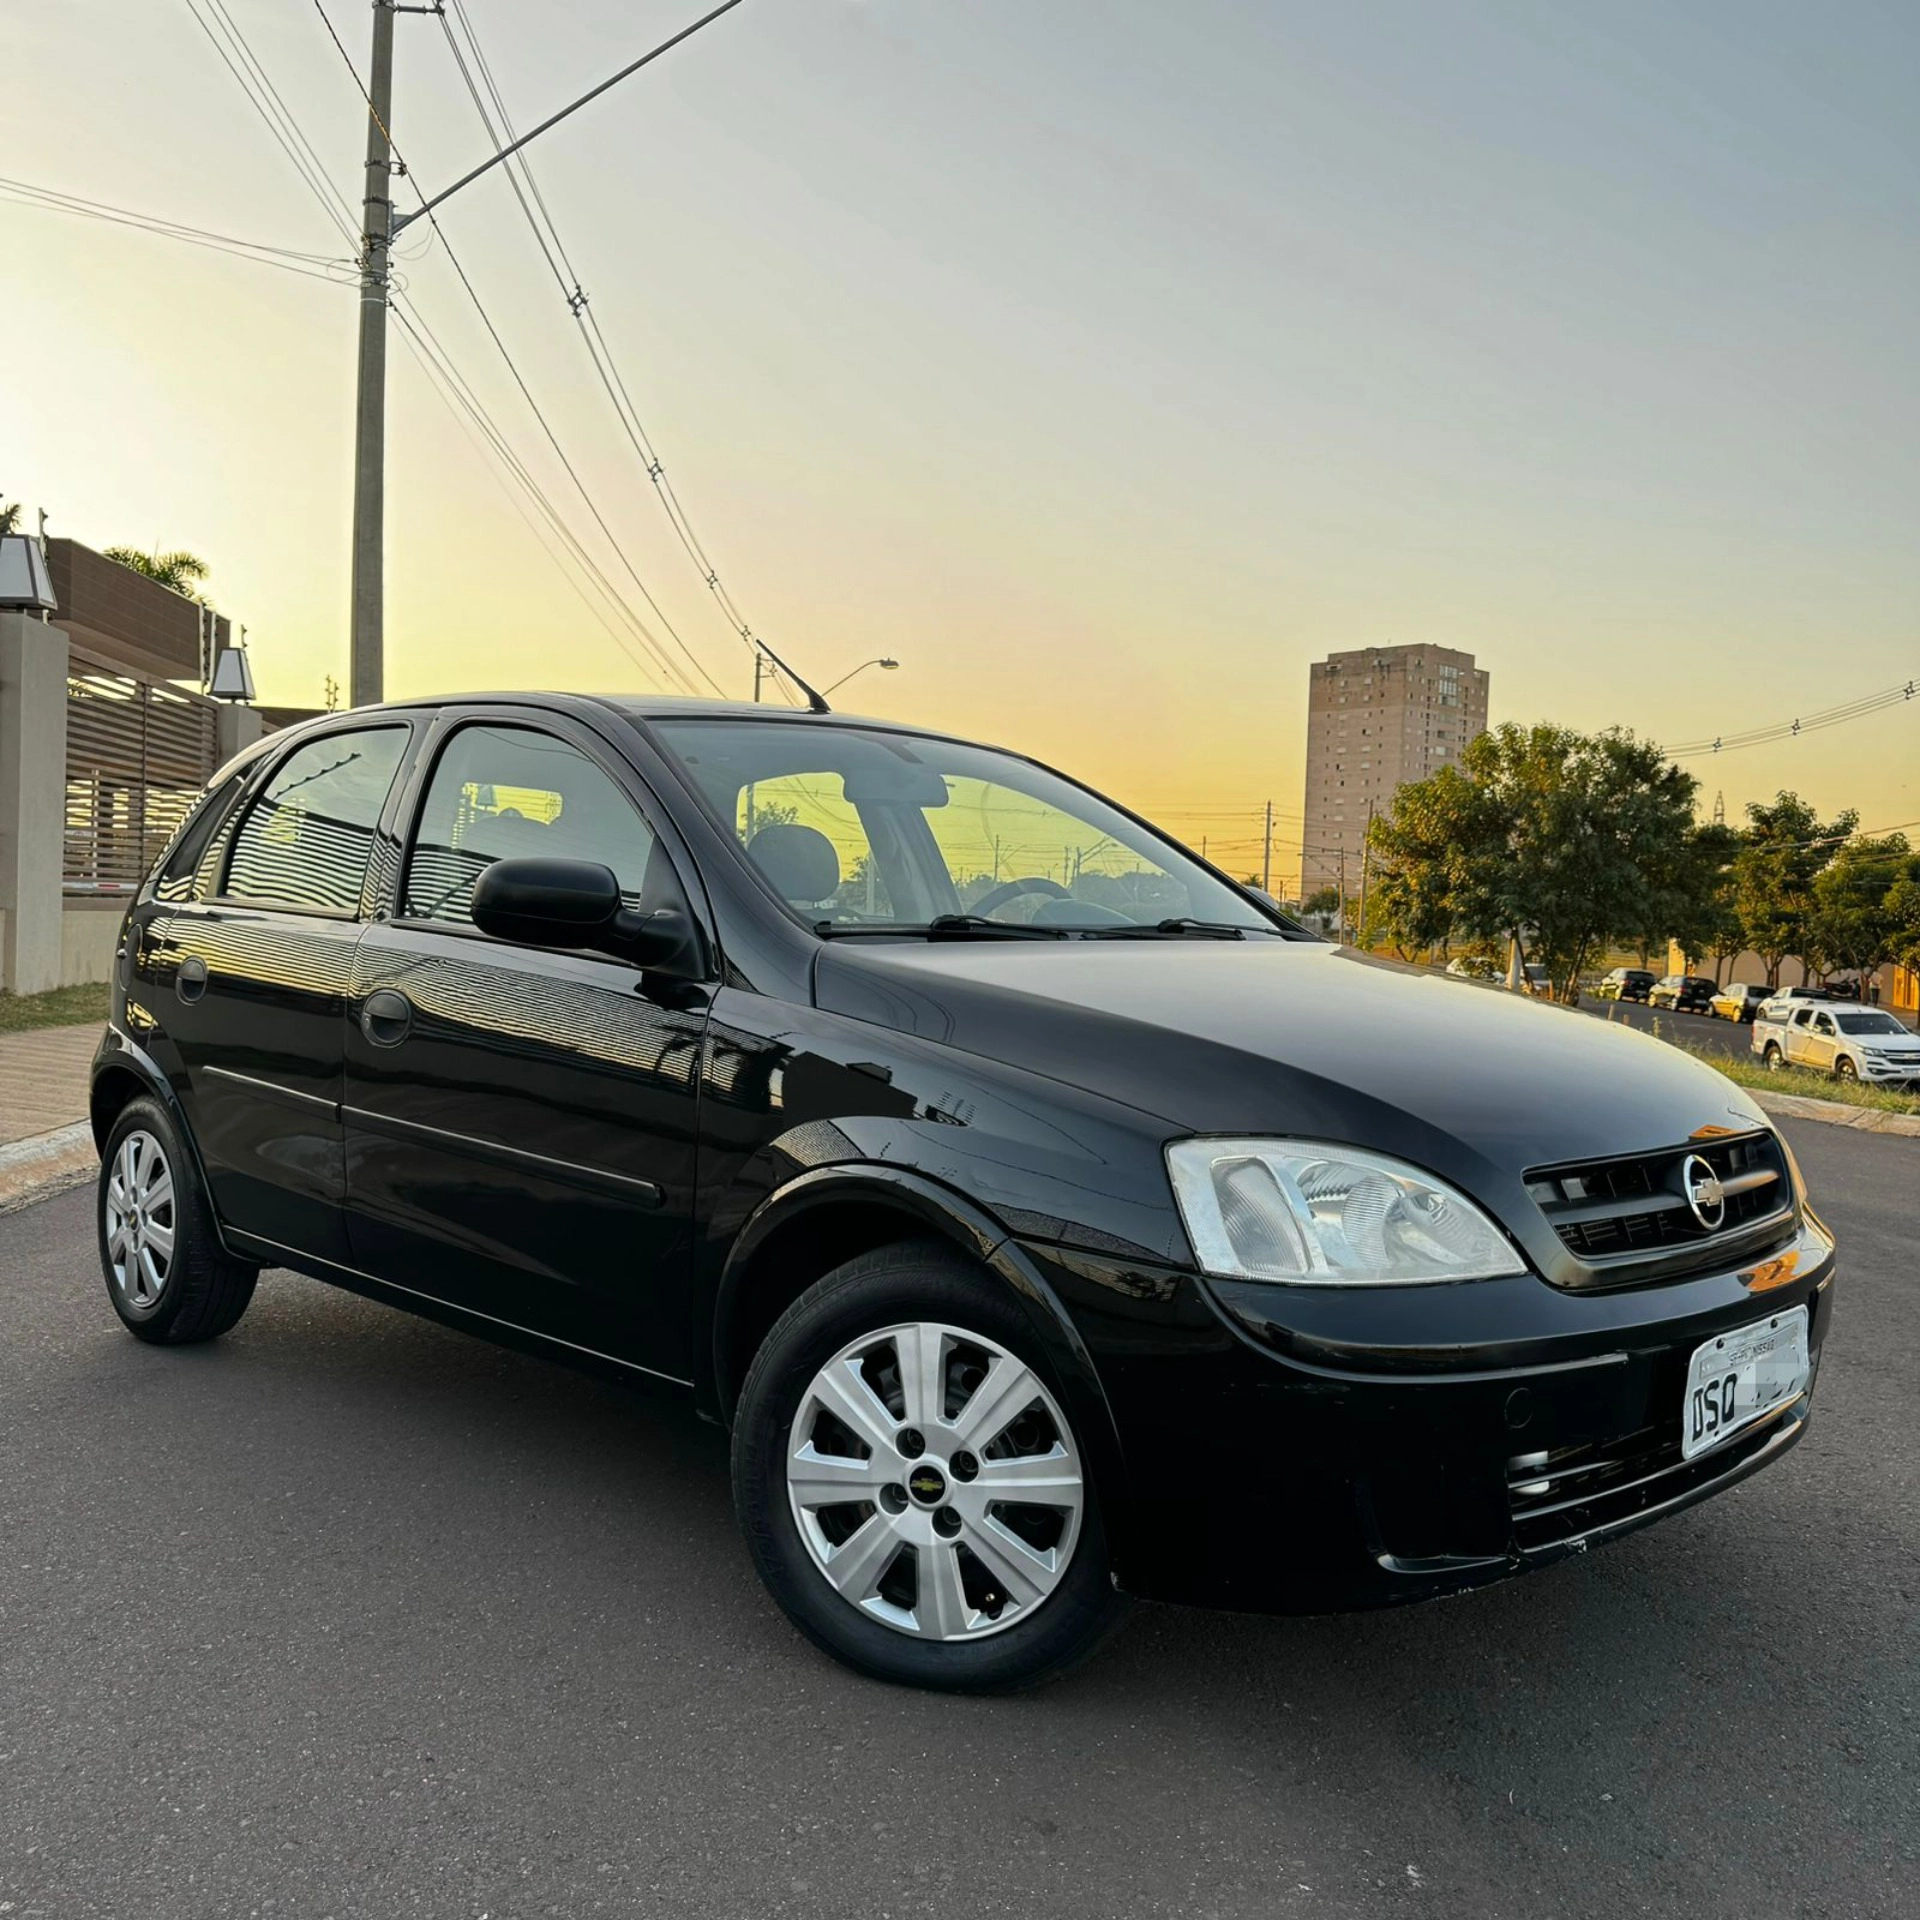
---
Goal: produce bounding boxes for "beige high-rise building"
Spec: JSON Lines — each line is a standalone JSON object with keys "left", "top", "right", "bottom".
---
{"left": 1299, "top": 645, "right": 1490, "bottom": 898}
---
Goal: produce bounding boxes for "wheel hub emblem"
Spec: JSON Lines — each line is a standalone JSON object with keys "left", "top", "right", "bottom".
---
{"left": 908, "top": 1465, "right": 947, "bottom": 1506}
{"left": 1682, "top": 1153, "right": 1726, "bottom": 1231}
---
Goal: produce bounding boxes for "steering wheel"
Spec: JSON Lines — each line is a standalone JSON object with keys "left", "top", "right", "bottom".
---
{"left": 968, "top": 876, "right": 1071, "bottom": 917}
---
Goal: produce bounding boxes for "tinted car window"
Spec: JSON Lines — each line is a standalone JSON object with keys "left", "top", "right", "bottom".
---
{"left": 224, "top": 727, "right": 408, "bottom": 913}
{"left": 403, "top": 724, "right": 657, "bottom": 925}
{"left": 153, "top": 770, "right": 247, "bottom": 903}
{"left": 1811, "top": 1013, "right": 1835, "bottom": 1034}
{"left": 1836, "top": 1013, "right": 1905, "bottom": 1035}
{"left": 653, "top": 718, "right": 1284, "bottom": 932}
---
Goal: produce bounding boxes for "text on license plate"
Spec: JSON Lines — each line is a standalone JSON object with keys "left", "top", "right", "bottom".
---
{"left": 1682, "top": 1306, "right": 1811, "bottom": 1461}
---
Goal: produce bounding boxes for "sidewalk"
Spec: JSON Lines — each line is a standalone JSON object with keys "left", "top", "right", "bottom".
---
{"left": 0, "top": 1023, "right": 100, "bottom": 1208}
{"left": 0, "top": 1023, "right": 98, "bottom": 1145}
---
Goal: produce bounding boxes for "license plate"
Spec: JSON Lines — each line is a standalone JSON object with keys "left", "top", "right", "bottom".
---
{"left": 1682, "top": 1307, "right": 1811, "bottom": 1461}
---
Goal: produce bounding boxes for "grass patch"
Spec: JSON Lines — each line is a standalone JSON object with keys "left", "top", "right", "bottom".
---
{"left": 1675, "top": 1039, "right": 1920, "bottom": 1117}
{"left": 0, "top": 981, "right": 110, "bottom": 1035}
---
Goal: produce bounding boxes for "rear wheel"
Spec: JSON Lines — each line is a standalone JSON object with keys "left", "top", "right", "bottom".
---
{"left": 732, "top": 1241, "right": 1125, "bottom": 1691}
{"left": 1763, "top": 1042, "right": 1785, "bottom": 1070}
{"left": 97, "top": 1097, "right": 257, "bottom": 1344}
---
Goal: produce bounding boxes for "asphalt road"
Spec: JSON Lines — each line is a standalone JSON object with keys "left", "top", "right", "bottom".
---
{"left": 2, "top": 1124, "right": 1913, "bottom": 1920}
{"left": 1570, "top": 995, "right": 1916, "bottom": 1063}
{"left": 1574, "top": 996, "right": 1759, "bottom": 1059}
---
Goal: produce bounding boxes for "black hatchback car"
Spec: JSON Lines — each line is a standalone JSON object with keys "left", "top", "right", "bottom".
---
{"left": 90, "top": 697, "right": 1835, "bottom": 1690}
{"left": 1649, "top": 974, "right": 1719, "bottom": 1013}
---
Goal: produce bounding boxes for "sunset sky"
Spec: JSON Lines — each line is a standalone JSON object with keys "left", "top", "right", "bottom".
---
{"left": 5, "top": 0, "right": 1916, "bottom": 886}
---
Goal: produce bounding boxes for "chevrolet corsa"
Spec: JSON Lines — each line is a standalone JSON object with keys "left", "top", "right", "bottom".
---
{"left": 90, "top": 697, "right": 1835, "bottom": 1690}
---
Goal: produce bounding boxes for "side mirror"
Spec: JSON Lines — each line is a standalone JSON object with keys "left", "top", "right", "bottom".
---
{"left": 470, "top": 857, "right": 704, "bottom": 977}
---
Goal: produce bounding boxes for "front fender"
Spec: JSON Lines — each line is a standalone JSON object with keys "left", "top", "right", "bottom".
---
{"left": 707, "top": 1159, "right": 1141, "bottom": 1585}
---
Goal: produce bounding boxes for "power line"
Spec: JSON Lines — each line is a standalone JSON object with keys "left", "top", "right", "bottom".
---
{"left": 0, "top": 175, "right": 350, "bottom": 281}
{"left": 182, "top": 0, "right": 360, "bottom": 247}
{"left": 436, "top": 0, "right": 790, "bottom": 700}
{"left": 1666, "top": 676, "right": 1918, "bottom": 757}
{"left": 299, "top": 0, "right": 728, "bottom": 698}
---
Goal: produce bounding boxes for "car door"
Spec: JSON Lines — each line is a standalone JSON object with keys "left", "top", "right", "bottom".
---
{"left": 341, "top": 713, "right": 711, "bottom": 1379}
{"left": 1802, "top": 1010, "right": 1839, "bottom": 1072}
{"left": 131, "top": 720, "right": 417, "bottom": 1262}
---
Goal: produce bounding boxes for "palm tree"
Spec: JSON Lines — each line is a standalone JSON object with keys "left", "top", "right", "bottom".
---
{"left": 0, "top": 501, "right": 21, "bottom": 535}
{"left": 102, "top": 546, "right": 210, "bottom": 599}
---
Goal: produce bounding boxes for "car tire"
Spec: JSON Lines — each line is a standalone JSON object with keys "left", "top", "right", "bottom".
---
{"left": 1835, "top": 1058, "right": 1858, "bottom": 1082}
{"left": 97, "top": 1097, "right": 258, "bottom": 1345}
{"left": 1763, "top": 1043, "right": 1785, "bottom": 1070}
{"left": 732, "top": 1239, "right": 1126, "bottom": 1692}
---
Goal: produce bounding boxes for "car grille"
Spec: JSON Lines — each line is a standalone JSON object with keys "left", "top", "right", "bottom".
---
{"left": 1525, "top": 1130, "right": 1791, "bottom": 1265}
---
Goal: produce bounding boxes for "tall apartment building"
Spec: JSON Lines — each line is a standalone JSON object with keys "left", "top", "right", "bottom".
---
{"left": 1299, "top": 644, "right": 1490, "bottom": 897}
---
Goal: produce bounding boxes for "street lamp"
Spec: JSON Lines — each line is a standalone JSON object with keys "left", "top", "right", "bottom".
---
{"left": 822, "top": 657, "right": 901, "bottom": 696}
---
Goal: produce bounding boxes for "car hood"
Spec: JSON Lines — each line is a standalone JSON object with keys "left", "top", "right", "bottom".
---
{"left": 815, "top": 938, "right": 1771, "bottom": 1181}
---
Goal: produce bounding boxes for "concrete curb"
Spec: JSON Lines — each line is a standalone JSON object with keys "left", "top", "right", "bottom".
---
{"left": 1748, "top": 1089, "right": 1920, "bottom": 1139}
{"left": 0, "top": 1121, "right": 98, "bottom": 1212}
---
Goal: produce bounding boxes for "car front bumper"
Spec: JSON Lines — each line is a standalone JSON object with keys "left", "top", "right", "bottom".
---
{"left": 1021, "top": 1215, "right": 1835, "bottom": 1613}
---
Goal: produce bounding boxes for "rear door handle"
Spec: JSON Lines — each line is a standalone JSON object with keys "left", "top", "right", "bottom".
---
{"left": 360, "top": 988, "right": 413, "bottom": 1048}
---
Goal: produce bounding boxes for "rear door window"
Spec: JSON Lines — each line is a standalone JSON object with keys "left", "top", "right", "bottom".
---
{"left": 224, "top": 727, "right": 410, "bottom": 914}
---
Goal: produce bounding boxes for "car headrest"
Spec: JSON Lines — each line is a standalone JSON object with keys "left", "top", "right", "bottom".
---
{"left": 747, "top": 822, "right": 840, "bottom": 907}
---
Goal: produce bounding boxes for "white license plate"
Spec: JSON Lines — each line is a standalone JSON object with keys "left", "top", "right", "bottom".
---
{"left": 1681, "top": 1307, "right": 1810, "bottom": 1460}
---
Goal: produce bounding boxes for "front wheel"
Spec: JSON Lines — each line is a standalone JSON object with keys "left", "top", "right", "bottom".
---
{"left": 1835, "top": 1057, "right": 1858, "bottom": 1082}
{"left": 97, "top": 1097, "right": 258, "bottom": 1344}
{"left": 732, "top": 1241, "right": 1125, "bottom": 1691}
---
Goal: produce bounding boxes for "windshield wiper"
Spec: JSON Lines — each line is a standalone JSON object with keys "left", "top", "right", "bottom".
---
{"left": 1082, "top": 918, "right": 1251, "bottom": 940}
{"left": 923, "top": 914, "right": 1069, "bottom": 939}
{"left": 809, "top": 915, "right": 1069, "bottom": 940}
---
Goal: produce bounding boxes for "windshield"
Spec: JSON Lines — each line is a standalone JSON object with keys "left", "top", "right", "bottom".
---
{"left": 649, "top": 718, "right": 1288, "bottom": 936}
{"left": 1836, "top": 1013, "right": 1907, "bottom": 1035}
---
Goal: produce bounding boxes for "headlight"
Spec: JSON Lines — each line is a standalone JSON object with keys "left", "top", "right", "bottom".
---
{"left": 1165, "top": 1139, "right": 1527, "bottom": 1286}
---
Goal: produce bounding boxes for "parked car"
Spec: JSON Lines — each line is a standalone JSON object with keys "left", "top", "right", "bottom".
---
{"left": 1595, "top": 968, "right": 1656, "bottom": 1003}
{"left": 1444, "top": 955, "right": 1503, "bottom": 981}
{"left": 1708, "top": 983, "right": 1771, "bottom": 1023}
{"left": 1753, "top": 1001, "right": 1920, "bottom": 1085}
{"left": 90, "top": 696, "right": 1836, "bottom": 1691}
{"left": 1519, "top": 963, "right": 1555, "bottom": 997}
{"left": 1648, "top": 974, "right": 1717, "bottom": 1013}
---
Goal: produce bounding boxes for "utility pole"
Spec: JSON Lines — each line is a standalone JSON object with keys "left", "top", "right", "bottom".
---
{"left": 1357, "top": 799, "right": 1375, "bottom": 947}
{"left": 1336, "top": 846, "right": 1347, "bottom": 945}
{"left": 752, "top": 652, "right": 764, "bottom": 703}
{"left": 341, "top": 0, "right": 748, "bottom": 710}
{"left": 348, "top": 0, "right": 396, "bottom": 709}
{"left": 1261, "top": 800, "right": 1273, "bottom": 894}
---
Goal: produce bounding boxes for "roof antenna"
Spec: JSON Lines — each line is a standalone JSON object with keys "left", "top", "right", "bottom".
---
{"left": 753, "top": 637, "right": 832, "bottom": 714}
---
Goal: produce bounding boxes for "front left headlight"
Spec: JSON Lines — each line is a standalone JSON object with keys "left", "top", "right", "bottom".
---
{"left": 1165, "top": 1139, "right": 1527, "bottom": 1286}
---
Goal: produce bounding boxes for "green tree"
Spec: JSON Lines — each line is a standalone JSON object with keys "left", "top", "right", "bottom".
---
{"left": 1363, "top": 766, "right": 1484, "bottom": 960}
{"left": 1368, "top": 723, "right": 1699, "bottom": 1000}
{"left": 1658, "top": 821, "right": 1743, "bottom": 975}
{"left": 1731, "top": 793, "right": 1858, "bottom": 988}
{"left": 0, "top": 500, "right": 21, "bottom": 535}
{"left": 1885, "top": 872, "right": 1920, "bottom": 975}
{"left": 1807, "top": 836, "right": 1914, "bottom": 995}
{"left": 102, "top": 546, "right": 210, "bottom": 599}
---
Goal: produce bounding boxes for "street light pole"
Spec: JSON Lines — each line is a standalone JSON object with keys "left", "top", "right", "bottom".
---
{"left": 821, "top": 657, "right": 900, "bottom": 696}
{"left": 348, "top": 0, "right": 395, "bottom": 709}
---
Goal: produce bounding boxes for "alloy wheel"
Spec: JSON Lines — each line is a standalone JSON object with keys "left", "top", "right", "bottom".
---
{"left": 103, "top": 1129, "right": 177, "bottom": 1311}
{"left": 785, "top": 1321, "right": 1085, "bottom": 1642}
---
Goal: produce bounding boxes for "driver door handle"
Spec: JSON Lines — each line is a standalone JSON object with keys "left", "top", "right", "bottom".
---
{"left": 360, "top": 988, "right": 413, "bottom": 1048}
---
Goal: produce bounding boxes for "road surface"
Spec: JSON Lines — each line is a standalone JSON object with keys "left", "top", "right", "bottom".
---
{"left": 1, "top": 1122, "right": 1912, "bottom": 1918}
